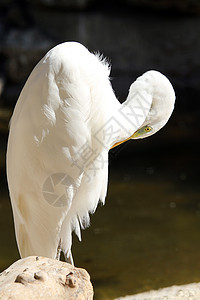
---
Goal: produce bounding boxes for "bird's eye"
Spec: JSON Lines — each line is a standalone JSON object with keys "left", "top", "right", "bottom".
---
{"left": 145, "top": 126, "right": 152, "bottom": 132}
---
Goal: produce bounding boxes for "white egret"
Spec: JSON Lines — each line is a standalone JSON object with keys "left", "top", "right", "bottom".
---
{"left": 7, "top": 42, "right": 175, "bottom": 264}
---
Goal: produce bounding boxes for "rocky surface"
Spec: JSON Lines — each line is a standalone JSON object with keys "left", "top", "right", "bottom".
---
{"left": 0, "top": 256, "right": 93, "bottom": 299}
{"left": 116, "top": 283, "right": 200, "bottom": 300}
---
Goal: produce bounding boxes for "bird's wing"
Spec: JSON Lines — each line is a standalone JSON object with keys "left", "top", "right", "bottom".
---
{"left": 7, "top": 42, "right": 114, "bottom": 258}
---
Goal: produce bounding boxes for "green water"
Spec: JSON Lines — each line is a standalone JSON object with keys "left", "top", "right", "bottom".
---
{"left": 73, "top": 170, "right": 200, "bottom": 299}
{"left": 0, "top": 131, "right": 200, "bottom": 299}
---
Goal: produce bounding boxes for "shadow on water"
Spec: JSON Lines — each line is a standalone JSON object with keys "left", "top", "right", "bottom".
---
{"left": 0, "top": 111, "right": 200, "bottom": 299}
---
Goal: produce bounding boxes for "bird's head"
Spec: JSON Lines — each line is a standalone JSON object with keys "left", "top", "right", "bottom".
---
{"left": 130, "top": 70, "right": 175, "bottom": 139}
{"left": 111, "top": 70, "right": 175, "bottom": 148}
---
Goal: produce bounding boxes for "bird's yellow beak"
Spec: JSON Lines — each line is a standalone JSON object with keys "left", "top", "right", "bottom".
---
{"left": 110, "top": 131, "right": 139, "bottom": 149}
{"left": 110, "top": 140, "right": 125, "bottom": 149}
{"left": 110, "top": 125, "right": 153, "bottom": 149}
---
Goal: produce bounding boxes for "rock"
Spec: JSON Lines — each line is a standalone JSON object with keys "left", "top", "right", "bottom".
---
{"left": 116, "top": 282, "right": 200, "bottom": 300}
{"left": 0, "top": 256, "right": 93, "bottom": 299}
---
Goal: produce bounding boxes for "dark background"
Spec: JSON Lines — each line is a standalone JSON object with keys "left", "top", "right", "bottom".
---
{"left": 0, "top": 1, "right": 200, "bottom": 298}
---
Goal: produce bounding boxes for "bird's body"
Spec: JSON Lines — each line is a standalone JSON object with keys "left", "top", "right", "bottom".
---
{"left": 7, "top": 42, "right": 175, "bottom": 262}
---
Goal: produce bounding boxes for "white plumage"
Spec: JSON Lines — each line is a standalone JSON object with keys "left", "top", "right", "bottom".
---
{"left": 7, "top": 42, "right": 175, "bottom": 263}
